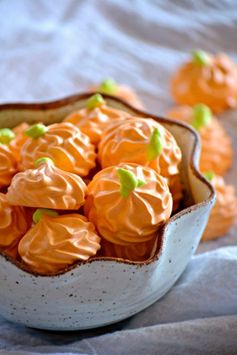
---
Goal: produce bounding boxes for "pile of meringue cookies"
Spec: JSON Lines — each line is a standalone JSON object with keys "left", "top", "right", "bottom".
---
{"left": 0, "top": 50, "right": 237, "bottom": 275}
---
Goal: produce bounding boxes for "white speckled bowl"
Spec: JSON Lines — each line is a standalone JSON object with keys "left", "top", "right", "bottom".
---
{"left": 0, "top": 94, "right": 215, "bottom": 330}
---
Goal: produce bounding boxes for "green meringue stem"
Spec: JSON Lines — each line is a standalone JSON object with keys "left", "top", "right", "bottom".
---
{"left": 117, "top": 168, "right": 145, "bottom": 198}
{"left": 147, "top": 128, "right": 163, "bottom": 161}
{"left": 98, "top": 78, "right": 118, "bottom": 95}
{"left": 203, "top": 171, "right": 215, "bottom": 182}
{"left": 86, "top": 93, "right": 105, "bottom": 110}
{"left": 0, "top": 128, "right": 15, "bottom": 144}
{"left": 34, "top": 157, "right": 54, "bottom": 168}
{"left": 25, "top": 123, "right": 48, "bottom": 139}
{"left": 191, "top": 104, "right": 212, "bottom": 131}
{"left": 33, "top": 208, "right": 59, "bottom": 224}
{"left": 192, "top": 50, "right": 210, "bottom": 66}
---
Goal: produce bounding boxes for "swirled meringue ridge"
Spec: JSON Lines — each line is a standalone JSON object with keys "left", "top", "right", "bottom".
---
{"left": 20, "top": 122, "right": 96, "bottom": 176}
{"left": 0, "top": 193, "right": 29, "bottom": 254}
{"left": 98, "top": 117, "right": 182, "bottom": 179}
{"left": 84, "top": 163, "right": 173, "bottom": 245}
{"left": 7, "top": 159, "right": 87, "bottom": 209}
{"left": 64, "top": 103, "right": 130, "bottom": 144}
{"left": 0, "top": 145, "right": 18, "bottom": 188}
{"left": 18, "top": 214, "right": 101, "bottom": 274}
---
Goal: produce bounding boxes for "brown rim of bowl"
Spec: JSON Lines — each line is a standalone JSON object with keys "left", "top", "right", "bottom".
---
{"left": 0, "top": 92, "right": 215, "bottom": 277}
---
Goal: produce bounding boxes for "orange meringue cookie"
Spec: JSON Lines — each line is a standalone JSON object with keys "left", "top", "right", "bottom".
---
{"left": 19, "top": 122, "right": 96, "bottom": 176}
{"left": 98, "top": 117, "right": 182, "bottom": 180}
{"left": 90, "top": 78, "right": 144, "bottom": 110}
{"left": 0, "top": 193, "right": 29, "bottom": 255}
{"left": 171, "top": 51, "right": 237, "bottom": 113}
{"left": 0, "top": 144, "right": 18, "bottom": 189}
{"left": 7, "top": 158, "right": 87, "bottom": 210}
{"left": 202, "top": 174, "right": 237, "bottom": 241}
{"left": 64, "top": 95, "right": 130, "bottom": 144}
{"left": 84, "top": 164, "right": 172, "bottom": 245}
{"left": 9, "top": 122, "right": 30, "bottom": 161}
{"left": 18, "top": 211, "right": 101, "bottom": 274}
{"left": 167, "top": 104, "right": 233, "bottom": 176}
{"left": 100, "top": 237, "right": 158, "bottom": 262}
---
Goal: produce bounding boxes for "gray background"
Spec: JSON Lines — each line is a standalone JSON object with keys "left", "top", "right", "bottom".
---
{"left": 0, "top": 0, "right": 237, "bottom": 354}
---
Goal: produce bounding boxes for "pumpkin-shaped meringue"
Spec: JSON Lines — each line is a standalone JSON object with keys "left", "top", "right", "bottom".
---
{"left": 64, "top": 94, "right": 130, "bottom": 144}
{"left": 98, "top": 117, "right": 182, "bottom": 180}
{"left": 90, "top": 78, "right": 144, "bottom": 110}
{"left": 18, "top": 209, "right": 101, "bottom": 274}
{"left": 0, "top": 129, "right": 18, "bottom": 188}
{"left": 84, "top": 164, "right": 172, "bottom": 245}
{"left": 9, "top": 122, "right": 30, "bottom": 161}
{"left": 19, "top": 122, "right": 96, "bottom": 176}
{"left": 100, "top": 237, "right": 158, "bottom": 262}
{"left": 7, "top": 157, "right": 87, "bottom": 210}
{"left": 171, "top": 51, "right": 237, "bottom": 113}
{"left": 167, "top": 104, "right": 233, "bottom": 176}
{"left": 0, "top": 193, "right": 29, "bottom": 257}
{"left": 202, "top": 173, "right": 237, "bottom": 241}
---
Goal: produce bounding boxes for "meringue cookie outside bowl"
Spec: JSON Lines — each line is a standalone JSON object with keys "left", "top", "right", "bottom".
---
{"left": 0, "top": 93, "right": 215, "bottom": 331}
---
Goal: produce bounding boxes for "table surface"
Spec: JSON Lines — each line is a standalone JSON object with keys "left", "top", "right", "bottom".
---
{"left": 0, "top": 0, "right": 237, "bottom": 354}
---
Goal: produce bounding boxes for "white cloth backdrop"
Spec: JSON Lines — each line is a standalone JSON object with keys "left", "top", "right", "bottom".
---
{"left": 0, "top": 0, "right": 237, "bottom": 354}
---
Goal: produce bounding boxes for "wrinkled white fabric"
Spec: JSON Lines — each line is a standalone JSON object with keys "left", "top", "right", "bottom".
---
{"left": 0, "top": 0, "right": 237, "bottom": 354}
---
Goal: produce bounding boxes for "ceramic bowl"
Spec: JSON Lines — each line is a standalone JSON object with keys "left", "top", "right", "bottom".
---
{"left": 0, "top": 94, "right": 215, "bottom": 330}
